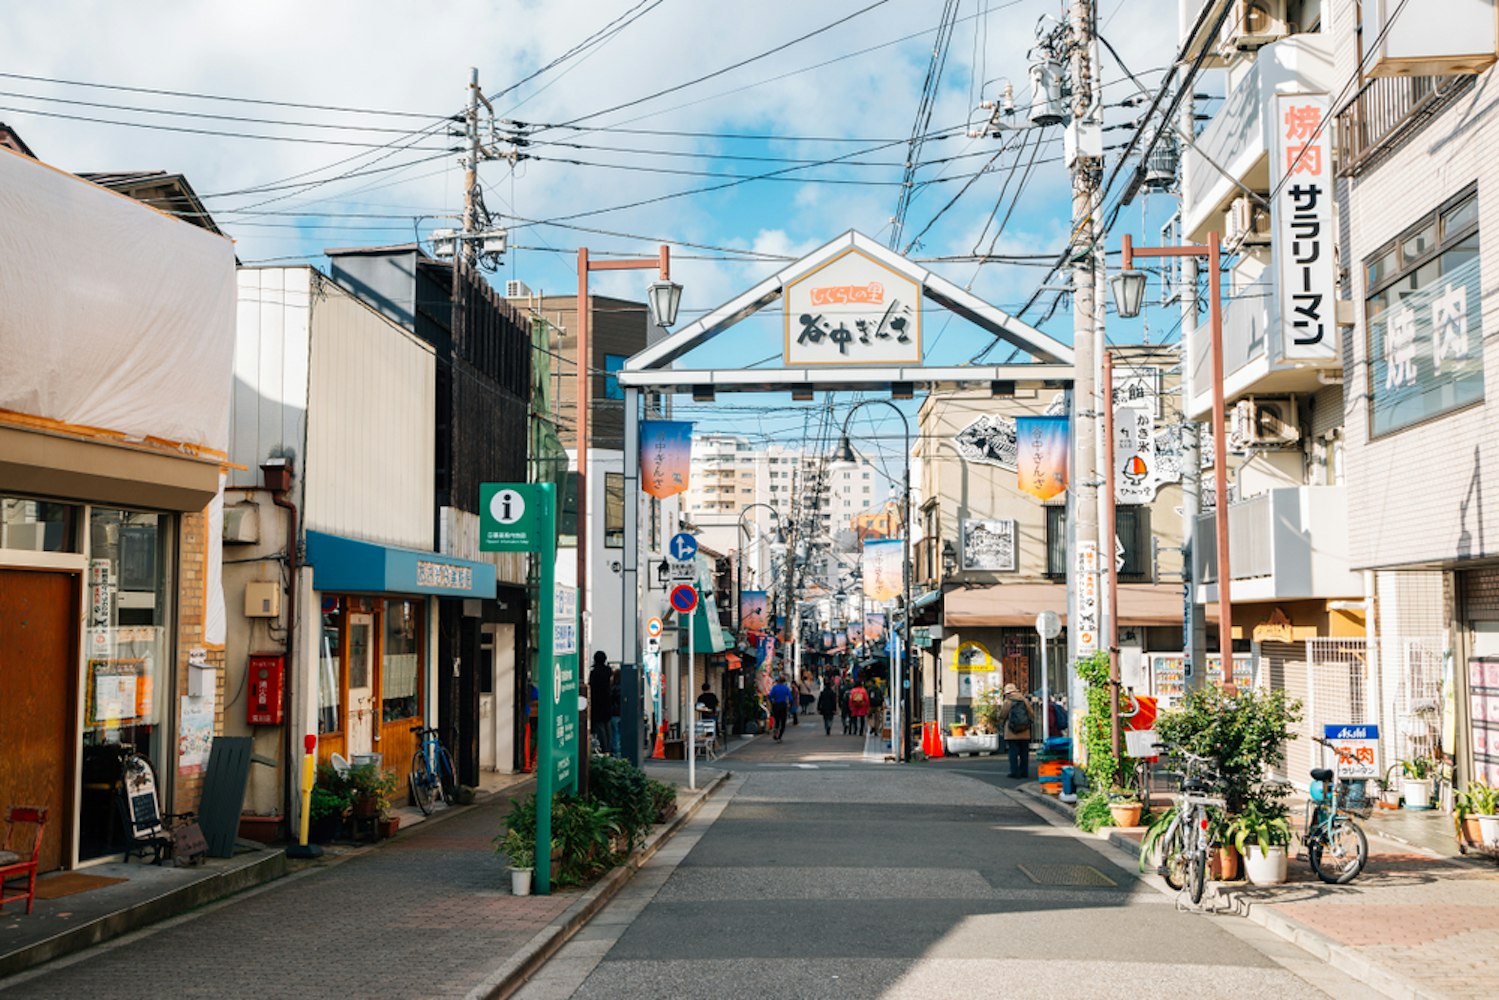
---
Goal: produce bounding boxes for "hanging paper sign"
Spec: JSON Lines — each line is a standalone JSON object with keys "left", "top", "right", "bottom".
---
{"left": 862, "top": 539, "right": 904, "bottom": 603}
{"left": 640, "top": 420, "right": 693, "bottom": 499}
{"left": 1015, "top": 416, "right": 1069, "bottom": 501}
{"left": 864, "top": 612, "right": 886, "bottom": 646}
{"left": 1115, "top": 406, "right": 1157, "bottom": 505}
{"left": 740, "top": 591, "right": 769, "bottom": 632}
{"left": 783, "top": 247, "right": 921, "bottom": 365}
{"left": 1077, "top": 541, "right": 1099, "bottom": 655}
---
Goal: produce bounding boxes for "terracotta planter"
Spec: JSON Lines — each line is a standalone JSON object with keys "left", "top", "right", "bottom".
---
{"left": 378, "top": 816, "right": 400, "bottom": 839}
{"left": 238, "top": 814, "right": 283, "bottom": 843}
{"left": 352, "top": 795, "right": 380, "bottom": 819}
{"left": 1460, "top": 816, "right": 1484, "bottom": 847}
{"left": 1210, "top": 846, "right": 1241, "bottom": 882}
{"left": 1109, "top": 802, "right": 1143, "bottom": 827}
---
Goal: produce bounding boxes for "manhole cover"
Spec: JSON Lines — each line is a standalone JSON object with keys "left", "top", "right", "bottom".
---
{"left": 1017, "top": 863, "right": 1117, "bottom": 887}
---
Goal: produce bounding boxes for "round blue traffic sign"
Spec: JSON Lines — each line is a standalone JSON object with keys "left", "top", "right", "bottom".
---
{"left": 669, "top": 584, "right": 699, "bottom": 615}
{"left": 668, "top": 532, "right": 698, "bottom": 562}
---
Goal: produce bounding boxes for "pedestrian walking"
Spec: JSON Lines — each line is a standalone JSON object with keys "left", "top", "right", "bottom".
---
{"left": 768, "top": 674, "right": 794, "bottom": 742}
{"left": 1000, "top": 682, "right": 1034, "bottom": 779}
{"left": 608, "top": 668, "right": 623, "bottom": 755}
{"left": 799, "top": 671, "right": 816, "bottom": 719}
{"left": 816, "top": 683, "right": 838, "bottom": 735}
{"left": 838, "top": 675, "right": 853, "bottom": 733}
{"left": 789, "top": 677, "right": 801, "bottom": 726}
{"left": 847, "top": 680, "right": 870, "bottom": 737}
{"left": 867, "top": 679, "right": 886, "bottom": 736}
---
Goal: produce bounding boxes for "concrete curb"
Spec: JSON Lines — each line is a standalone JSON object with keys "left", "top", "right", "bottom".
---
{"left": 0, "top": 850, "right": 287, "bottom": 979}
{"left": 466, "top": 769, "right": 732, "bottom": 1000}
{"left": 1015, "top": 784, "right": 1442, "bottom": 1000}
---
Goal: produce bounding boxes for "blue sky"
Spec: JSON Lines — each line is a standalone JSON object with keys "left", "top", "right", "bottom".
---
{"left": 2, "top": 0, "right": 1196, "bottom": 459}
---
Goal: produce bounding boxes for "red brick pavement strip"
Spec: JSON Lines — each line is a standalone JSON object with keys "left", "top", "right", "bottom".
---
{"left": 1034, "top": 786, "right": 1499, "bottom": 999}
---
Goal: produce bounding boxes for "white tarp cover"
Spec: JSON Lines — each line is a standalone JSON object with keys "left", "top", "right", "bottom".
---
{"left": 0, "top": 147, "right": 236, "bottom": 452}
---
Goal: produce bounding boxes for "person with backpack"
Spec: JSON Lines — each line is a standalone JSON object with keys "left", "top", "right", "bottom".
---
{"left": 867, "top": 679, "right": 886, "bottom": 735}
{"left": 847, "top": 680, "right": 870, "bottom": 736}
{"left": 1000, "top": 682, "right": 1034, "bottom": 779}
{"left": 838, "top": 675, "right": 853, "bottom": 734}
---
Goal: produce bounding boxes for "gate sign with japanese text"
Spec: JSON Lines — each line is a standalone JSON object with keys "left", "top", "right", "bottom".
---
{"left": 1323, "top": 724, "right": 1380, "bottom": 779}
{"left": 1272, "top": 94, "right": 1336, "bottom": 363}
{"left": 783, "top": 246, "right": 921, "bottom": 365}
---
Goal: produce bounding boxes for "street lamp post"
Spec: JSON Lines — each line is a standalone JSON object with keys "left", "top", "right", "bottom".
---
{"left": 736, "top": 503, "right": 784, "bottom": 639}
{"left": 838, "top": 400, "right": 913, "bottom": 763}
{"left": 1111, "top": 232, "right": 1233, "bottom": 677}
{"left": 577, "top": 244, "right": 678, "bottom": 661}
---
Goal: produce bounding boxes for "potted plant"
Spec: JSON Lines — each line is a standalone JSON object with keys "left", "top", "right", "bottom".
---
{"left": 1375, "top": 767, "right": 1403, "bottom": 809}
{"left": 1455, "top": 780, "right": 1499, "bottom": 848}
{"left": 1228, "top": 799, "right": 1292, "bottom": 886}
{"left": 378, "top": 814, "right": 401, "bottom": 840}
{"left": 1209, "top": 809, "right": 1240, "bottom": 882}
{"left": 310, "top": 763, "right": 353, "bottom": 842}
{"left": 1108, "top": 788, "right": 1144, "bottom": 828}
{"left": 497, "top": 828, "right": 535, "bottom": 895}
{"left": 346, "top": 763, "right": 399, "bottom": 819}
{"left": 1400, "top": 756, "right": 1436, "bottom": 810}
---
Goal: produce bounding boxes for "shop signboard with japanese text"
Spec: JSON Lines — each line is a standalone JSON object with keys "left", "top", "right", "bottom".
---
{"left": 1322, "top": 724, "right": 1379, "bottom": 779}
{"left": 639, "top": 421, "right": 694, "bottom": 500}
{"left": 1114, "top": 406, "right": 1157, "bottom": 504}
{"left": 1272, "top": 94, "right": 1337, "bottom": 363}
{"left": 1015, "top": 416, "right": 1069, "bottom": 501}
{"left": 862, "top": 539, "right": 904, "bottom": 603}
{"left": 1076, "top": 541, "right": 1099, "bottom": 655}
{"left": 783, "top": 247, "right": 921, "bottom": 365}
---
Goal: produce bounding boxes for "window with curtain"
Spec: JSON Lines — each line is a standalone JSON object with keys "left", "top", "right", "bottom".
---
{"left": 318, "top": 602, "right": 343, "bottom": 735}
{"left": 382, "top": 599, "right": 422, "bottom": 722}
{"left": 604, "top": 472, "right": 625, "bottom": 548}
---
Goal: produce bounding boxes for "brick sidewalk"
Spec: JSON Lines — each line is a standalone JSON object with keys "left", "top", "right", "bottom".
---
{"left": 0, "top": 779, "right": 584, "bottom": 999}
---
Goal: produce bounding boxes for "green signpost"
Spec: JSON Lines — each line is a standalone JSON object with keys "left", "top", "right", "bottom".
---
{"left": 479, "top": 482, "right": 578, "bottom": 894}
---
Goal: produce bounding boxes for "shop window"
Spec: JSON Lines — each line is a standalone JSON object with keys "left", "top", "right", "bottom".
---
{"left": 382, "top": 599, "right": 422, "bottom": 722}
{"left": 558, "top": 472, "right": 580, "bottom": 544}
{"left": 604, "top": 472, "right": 624, "bottom": 548}
{"left": 79, "top": 507, "right": 172, "bottom": 861}
{"left": 603, "top": 353, "right": 627, "bottom": 400}
{"left": 318, "top": 599, "right": 343, "bottom": 736}
{"left": 1365, "top": 185, "right": 1484, "bottom": 436}
{"left": 1045, "top": 506, "right": 1152, "bottom": 582}
{"left": 1, "top": 495, "right": 80, "bottom": 551}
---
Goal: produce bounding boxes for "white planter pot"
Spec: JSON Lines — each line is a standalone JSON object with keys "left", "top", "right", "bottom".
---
{"left": 1242, "top": 845, "right": 1288, "bottom": 886}
{"left": 1477, "top": 815, "right": 1499, "bottom": 848}
{"left": 510, "top": 867, "right": 533, "bottom": 896}
{"left": 1403, "top": 778, "right": 1434, "bottom": 810}
{"left": 973, "top": 733, "right": 1000, "bottom": 752}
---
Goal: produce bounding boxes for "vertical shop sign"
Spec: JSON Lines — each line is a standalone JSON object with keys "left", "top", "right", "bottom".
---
{"left": 1114, "top": 406, "right": 1157, "bottom": 504}
{"left": 639, "top": 421, "right": 694, "bottom": 500}
{"left": 1272, "top": 94, "right": 1336, "bottom": 362}
{"left": 1076, "top": 541, "right": 1099, "bottom": 655}
{"left": 1015, "top": 416, "right": 1070, "bottom": 501}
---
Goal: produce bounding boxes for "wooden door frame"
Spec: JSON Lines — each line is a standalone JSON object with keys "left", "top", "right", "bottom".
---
{"left": 2, "top": 556, "right": 86, "bottom": 870}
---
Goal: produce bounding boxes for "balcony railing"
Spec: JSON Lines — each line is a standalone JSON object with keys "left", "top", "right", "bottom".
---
{"left": 1195, "top": 485, "right": 1356, "bottom": 598}
{"left": 1337, "top": 74, "right": 1474, "bottom": 176}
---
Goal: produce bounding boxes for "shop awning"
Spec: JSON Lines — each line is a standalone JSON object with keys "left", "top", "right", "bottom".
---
{"left": 306, "top": 530, "right": 498, "bottom": 599}
{"left": 942, "top": 582, "right": 1181, "bottom": 628}
{"left": 723, "top": 653, "right": 742, "bottom": 670}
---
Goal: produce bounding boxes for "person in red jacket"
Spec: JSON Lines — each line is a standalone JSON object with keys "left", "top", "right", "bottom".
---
{"left": 847, "top": 680, "right": 870, "bottom": 737}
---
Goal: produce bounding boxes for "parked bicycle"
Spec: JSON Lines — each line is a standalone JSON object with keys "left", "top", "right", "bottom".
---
{"left": 1143, "top": 743, "right": 1228, "bottom": 905}
{"left": 408, "top": 725, "right": 457, "bottom": 816}
{"left": 1303, "top": 736, "right": 1370, "bottom": 884}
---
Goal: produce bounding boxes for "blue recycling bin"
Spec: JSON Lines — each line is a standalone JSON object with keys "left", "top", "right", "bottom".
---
{"left": 1061, "top": 765, "right": 1078, "bottom": 796}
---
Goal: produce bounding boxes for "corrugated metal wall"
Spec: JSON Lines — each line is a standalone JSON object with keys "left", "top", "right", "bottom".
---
{"left": 230, "top": 268, "right": 311, "bottom": 490}
{"left": 303, "top": 275, "right": 435, "bottom": 549}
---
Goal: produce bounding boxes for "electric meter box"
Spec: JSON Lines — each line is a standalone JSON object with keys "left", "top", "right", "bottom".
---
{"left": 245, "top": 581, "right": 281, "bottom": 618}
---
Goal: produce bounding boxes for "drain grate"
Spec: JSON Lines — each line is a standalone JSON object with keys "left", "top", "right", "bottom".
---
{"left": 1016, "top": 862, "right": 1117, "bottom": 887}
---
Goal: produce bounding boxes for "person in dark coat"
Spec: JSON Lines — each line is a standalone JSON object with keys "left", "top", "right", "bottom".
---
{"left": 588, "top": 651, "right": 612, "bottom": 753}
{"left": 817, "top": 683, "right": 839, "bottom": 735}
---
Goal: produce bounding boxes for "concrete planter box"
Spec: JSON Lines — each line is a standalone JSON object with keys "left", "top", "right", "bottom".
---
{"left": 945, "top": 734, "right": 1000, "bottom": 754}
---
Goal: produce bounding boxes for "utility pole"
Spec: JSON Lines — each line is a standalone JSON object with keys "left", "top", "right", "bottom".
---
{"left": 1067, "top": 0, "right": 1103, "bottom": 696}
{"left": 1177, "top": 92, "right": 1208, "bottom": 693}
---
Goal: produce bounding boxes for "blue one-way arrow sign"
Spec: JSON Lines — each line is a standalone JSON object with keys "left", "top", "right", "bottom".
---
{"left": 669, "top": 532, "right": 698, "bottom": 562}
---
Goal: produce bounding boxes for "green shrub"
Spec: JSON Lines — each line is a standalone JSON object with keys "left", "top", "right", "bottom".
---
{"left": 1075, "top": 789, "right": 1112, "bottom": 833}
{"left": 552, "top": 794, "right": 622, "bottom": 884}
{"left": 587, "top": 754, "right": 654, "bottom": 848}
{"left": 646, "top": 779, "right": 677, "bottom": 820}
{"left": 1076, "top": 651, "right": 1130, "bottom": 789}
{"left": 1154, "top": 685, "right": 1302, "bottom": 812}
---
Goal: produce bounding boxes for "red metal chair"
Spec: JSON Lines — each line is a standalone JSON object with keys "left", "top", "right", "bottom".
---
{"left": 0, "top": 806, "right": 49, "bottom": 914}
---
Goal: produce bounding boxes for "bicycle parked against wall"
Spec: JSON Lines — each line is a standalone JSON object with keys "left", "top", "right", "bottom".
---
{"left": 408, "top": 725, "right": 457, "bottom": 816}
{"left": 1143, "top": 744, "right": 1228, "bottom": 905}
{"left": 1303, "top": 736, "right": 1370, "bottom": 884}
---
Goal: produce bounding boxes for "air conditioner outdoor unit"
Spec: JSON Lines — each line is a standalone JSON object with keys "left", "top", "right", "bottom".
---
{"left": 505, "top": 279, "right": 532, "bottom": 298}
{"left": 1228, "top": 196, "right": 1273, "bottom": 247}
{"left": 1222, "top": 0, "right": 1289, "bottom": 52}
{"left": 1233, "top": 396, "right": 1300, "bottom": 446}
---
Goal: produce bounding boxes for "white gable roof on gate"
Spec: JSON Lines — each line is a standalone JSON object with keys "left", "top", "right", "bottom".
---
{"left": 624, "top": 229, "right": 1073, "bottom": 371}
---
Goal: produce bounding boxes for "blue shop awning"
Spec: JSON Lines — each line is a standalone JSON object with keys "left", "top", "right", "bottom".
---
{"left": 306, "top": 530, "right": 497, "bottom": 599}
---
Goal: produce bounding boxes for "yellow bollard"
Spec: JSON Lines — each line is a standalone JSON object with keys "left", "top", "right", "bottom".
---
{"left": 288, "top": 733, "right": 323, "bottom": 858}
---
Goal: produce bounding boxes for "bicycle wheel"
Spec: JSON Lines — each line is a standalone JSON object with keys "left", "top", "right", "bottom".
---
{"left": 409, "top": 751, "right": 435, "bottom": 816}
{"left": 1158, "top": 820, "right": 1188, "bottom": 890}
{"left": 1308, "top": 820, "right": 1368, "bottom": 884}
{"left": 1188, "top": 846, "right": 1207, "bottom": 905}
{"left": 436, "top": 747, "right": 458, "bottom": 805}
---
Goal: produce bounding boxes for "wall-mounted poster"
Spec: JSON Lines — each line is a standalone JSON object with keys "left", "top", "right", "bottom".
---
{"left": 960, "top": 518, "right": 1017, "bottom": 572}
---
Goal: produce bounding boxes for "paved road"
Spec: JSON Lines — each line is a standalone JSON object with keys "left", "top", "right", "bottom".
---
{"left": 519, "top": 721, "right": 1363, "bottom": 1000}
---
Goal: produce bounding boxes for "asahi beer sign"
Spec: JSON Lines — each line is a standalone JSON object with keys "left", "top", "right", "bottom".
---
{"left": 1272, "top": 94, "right": 1336, "bottom": 363}
{"left": 784, "top": 247, "right": 921, "bottom": 365}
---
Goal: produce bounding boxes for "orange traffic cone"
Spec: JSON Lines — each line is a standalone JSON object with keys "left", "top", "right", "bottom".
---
{"left": 651, "top": 723, "right": 667, "bottom": 760}
{"left": 929, "top": 722, "right": 944, "bottom": 758}
{"left": 920, "top": 721, "right": 932, "bottom": 756}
